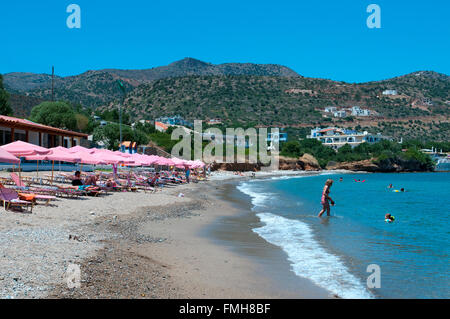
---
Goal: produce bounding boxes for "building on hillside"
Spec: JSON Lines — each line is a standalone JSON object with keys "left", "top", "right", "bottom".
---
{"left": 267, "top": 132, "right": 288, "bottom": 143}
{"left": 155, "top": 115, "right": 192, "bottom": 127}
{"left": 307, "top": 127, "right": 388, "bottom": 150}
{"left": 333, "top": 110, "right": 347, "bottom": 118}
{"left": 350, "top": 106, "right": 371, "bottom": 117}
{"left": 207, "top": 118, "right": 222, "bottom": 125}
{"left": 155, "top": 121, "right": 169, "bottom": 132}
{"left": 382, "top": 89, "right": 398, "bottom": 96}
{"left": 324, "top": 106, "right": 337, "bottom": 113}
{"left": 119, "top": 141, "right": 137, "bottom": 154}
{"left": 0, "top": 115, "right": 88, "bottom": 148}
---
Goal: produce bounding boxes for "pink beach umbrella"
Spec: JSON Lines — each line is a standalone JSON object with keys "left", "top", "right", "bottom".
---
{"left": 1, "top": 141, "right": 52, "bottom": 180}
{"left": 113, "top": 151, "right": 143, "bottom": 167}
{"left": 68, "top": 145, "right": 95, "bottom": 154}
{"left": 1, "top": 140, "right": 51, "bottom": 157}
{"left": 0, "top": 148, "right": 20, "bottom": 164}
{"left": 193, "top": 160, "right": 205, "bottom": 168}
{"left": 155, "top": 157, "right": 174, "bottom": 166}
{"left": 171, "top": 157, "right": 188, "bottom": 169}
{"left": 25, "top": 148, "right": 81, "bottom": 162}
{"left": 77, "top": 151, "right": 107, "bottom": 166}
{"left": 91, "top": 149, "right": 135, "bottom": 165}
{"left": 25, "top": 148, "right": 83, "bottom": 183}
{"left": 130, "top": 153, "right": 153, "bottom": 166}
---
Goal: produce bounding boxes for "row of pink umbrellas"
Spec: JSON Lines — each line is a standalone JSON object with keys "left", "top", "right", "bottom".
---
{"left": 0, "top": 141, "right": 205, "bottom": 169}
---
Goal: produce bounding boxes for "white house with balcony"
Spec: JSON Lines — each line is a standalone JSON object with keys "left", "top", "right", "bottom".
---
{"left": 307, "top": 127, "right": 387, "bottom": 150}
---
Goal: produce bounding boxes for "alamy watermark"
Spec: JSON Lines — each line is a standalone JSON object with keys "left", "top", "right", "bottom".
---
{"left": 65, "top": 263, "right": 81, "bottom": 289}
{"left": 366, "top": 264, "right": 381, "bottom": 289}
{"left": 66, "top": 4, "right": 81, "bottom": 29}
{"left": 170, "top": 121, "right": 280, "bottom": 170}
{"left": 366, "top": 4, "right": 381, "bottom": 29}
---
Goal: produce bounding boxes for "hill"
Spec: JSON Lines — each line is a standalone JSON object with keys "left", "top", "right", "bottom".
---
{"left": 101, "top": 57, "right": 299, "bottom": 81}
{"left": 111, "top": 71, "right": 448, "bottom": 119}
{"left": 3, "top": 59, "right": 449, "bottom": 141}
{"left": 3, "top": 58, "right": 299, "bottom": 111}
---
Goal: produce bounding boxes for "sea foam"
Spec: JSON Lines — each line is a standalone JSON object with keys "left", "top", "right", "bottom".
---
{"left": 238, "top": 181, "right": 373, "bottom": 299}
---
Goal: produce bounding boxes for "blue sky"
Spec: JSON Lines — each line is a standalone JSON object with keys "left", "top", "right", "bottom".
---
{"left": 1, "top": 0, "right": 449, "bottom": 82}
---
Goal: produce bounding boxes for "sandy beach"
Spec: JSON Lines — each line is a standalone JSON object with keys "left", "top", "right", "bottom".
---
{"left": 0, "top": 170, "right": 335, "bottom": 299}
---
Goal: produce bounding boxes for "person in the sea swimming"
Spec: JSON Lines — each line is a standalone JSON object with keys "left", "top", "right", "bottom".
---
{"left": 388, "top": 184, "right": 393, "bottom": 189}
{"left": 385, "top": 213, "right": 395, "bottom": 223}
{"left": 400, "top": 188, "right": 405, "bottom": 192}
{"left": 339, "top": 177, "right": 343, "bottom": 182}
{"left": 318, "top": 179, "right": 335, "bottom": 217}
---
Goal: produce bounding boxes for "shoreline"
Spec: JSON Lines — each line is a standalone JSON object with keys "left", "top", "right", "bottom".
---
{"left": 0, "top": 170, "right": 335, "bottom": 299}
{"left": 48, "top": 176, "right": 331, "bottom": 298}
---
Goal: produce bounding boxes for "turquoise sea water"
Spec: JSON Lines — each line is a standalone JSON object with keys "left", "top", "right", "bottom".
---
{"left": 237, "top": 172, "right": 450, "bottom": 298}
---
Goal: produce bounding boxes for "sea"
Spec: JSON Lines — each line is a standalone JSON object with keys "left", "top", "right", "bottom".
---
{"left": 236, "top": 172, "right": 450, "bottom": 299}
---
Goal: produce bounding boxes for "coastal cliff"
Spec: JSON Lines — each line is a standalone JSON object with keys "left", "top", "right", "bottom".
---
{"left": 210, "top": 153, "right": 321, "bottom": 172}
{"left": 279, "top": 154, "right": 321, "bottom": 171}
{"left": 326, "top": 157, "right": 434, "bottom": 172}
{"left": 210, "top": 154, "right": 433, "bottom": 173}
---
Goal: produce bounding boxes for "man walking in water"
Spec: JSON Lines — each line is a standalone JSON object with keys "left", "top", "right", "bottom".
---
{"left": 318, "top": 179, "right": 335, "bottom": 217}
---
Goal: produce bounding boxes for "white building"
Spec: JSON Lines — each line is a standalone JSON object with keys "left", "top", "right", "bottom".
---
{"left": 333, "top": 110, "right": 347, "bottom": 118}
{"left": 350, "top": 106, "right": 371, "bottom": 117}
{"left": 382, "top": 90, "right": 398, "bottom": 96}
{"left": 324, "top": 106, "right": 337, "bottom": 113}
{"left": 307, "top": 127, "right": 388, "bottom": 150}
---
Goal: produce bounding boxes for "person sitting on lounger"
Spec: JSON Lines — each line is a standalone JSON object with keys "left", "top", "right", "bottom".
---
{"left": 72, "top": 171, "right": 83, "bottom": 186}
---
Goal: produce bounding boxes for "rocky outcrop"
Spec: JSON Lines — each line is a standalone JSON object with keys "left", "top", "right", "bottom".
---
{"left": 375, "top": 158, "right": 433, "bottom": 172}
{"left": 326, "top": 158, "right": 433, "bottom": 172}
{"left": 278, "top": 154, "right": 321, "bottom": 171}
{"left": 211, "top": 162, "right": 262, "bottom": 172}
{"left": 326, "top": 160, "right": 379, "bottom": 172}
{"left": 210, "top": 154, "right": 321, "bottom": 172}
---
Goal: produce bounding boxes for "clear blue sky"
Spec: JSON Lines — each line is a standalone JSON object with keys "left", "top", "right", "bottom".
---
{"left": 1, "top": 0, "right": 449, "bottom": 82}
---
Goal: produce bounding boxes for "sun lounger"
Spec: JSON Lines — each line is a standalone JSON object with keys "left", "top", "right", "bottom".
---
{"left": 0, "top": 188, "right": 33, "bottom": 213}
{"left": 18, "top": 193, "right": 56, "bottom": 206}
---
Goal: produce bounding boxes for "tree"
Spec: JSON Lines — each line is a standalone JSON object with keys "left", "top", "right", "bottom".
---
{"left": 93, "top": 123, "right": 149, "bottom": 150}
{"left": 30, "top": 101, "right": 77, "bottom": 130}
{"left": 75, "top": 114, "right": 90, "bottom": 132}
{"left": 281, "top": 141, "right": 302, "bottom": 158}
{"left": 0, "top": 74, "right": 13, "bottom": 116}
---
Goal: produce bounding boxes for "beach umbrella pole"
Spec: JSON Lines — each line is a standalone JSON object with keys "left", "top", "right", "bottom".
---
{"left": 51, "top": 160, "right": 54, "bottom": 185}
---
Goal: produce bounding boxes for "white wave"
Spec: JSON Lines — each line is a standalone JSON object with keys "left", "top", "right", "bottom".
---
{"left": 237, "top": 182, "right": 274, "bottom": 208}
{"left": 253, "top": 213, "right": 373, "bottom": 299}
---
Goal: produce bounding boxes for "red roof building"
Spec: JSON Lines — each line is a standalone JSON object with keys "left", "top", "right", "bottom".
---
{"left": 0, "top": 115, "right": 88, "bottom": 148}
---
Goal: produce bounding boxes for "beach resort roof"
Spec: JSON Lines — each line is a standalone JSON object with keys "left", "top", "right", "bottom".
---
{"left": 0, "top": 115, "right": 88, "bottom": 138}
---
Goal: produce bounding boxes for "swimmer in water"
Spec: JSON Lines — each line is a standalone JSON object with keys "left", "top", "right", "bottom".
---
{"left": 388, "top": 184, "right": 393, "bottom": 189}
{"left": 339, "top": 177, "right": 343, "bottom": 182}
{"left": 385, "top": 213, "right": 395, "bottom": 223}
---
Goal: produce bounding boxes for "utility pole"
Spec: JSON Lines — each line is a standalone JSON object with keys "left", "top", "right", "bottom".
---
{"left": 51, "top": 66, "right": 55, "bottom": 101}
{"left": 117, "top": 80, "right": 126, "bottom": 148}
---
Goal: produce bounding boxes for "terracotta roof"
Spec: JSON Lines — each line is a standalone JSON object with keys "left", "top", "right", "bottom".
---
{"left": 155, "top": 122, "right": 168, "bottom": 130}
{"left": 120, "top": 141, "right": 132, "bottom": 147}
{"left": 0, "top": 115, "right": 88, "bottom": 138}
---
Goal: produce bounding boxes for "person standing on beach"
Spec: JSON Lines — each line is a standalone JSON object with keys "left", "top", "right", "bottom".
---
{"left": 186, "top": 168, "right": 191, "bottom": 183}
{"left": 318, "top": 179, "right": 335, "bottom": 217}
